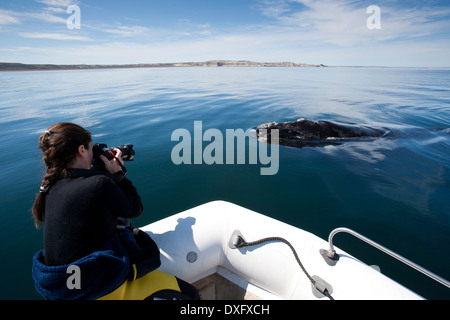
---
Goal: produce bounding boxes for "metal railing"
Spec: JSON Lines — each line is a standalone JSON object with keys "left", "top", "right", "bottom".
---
{"left": 325, "top": 227, "right": 450, "bottom": 289}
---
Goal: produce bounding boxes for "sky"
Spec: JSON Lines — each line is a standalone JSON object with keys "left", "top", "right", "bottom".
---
{"left": 0, "top": 0, "right": 449, "bottom": 67}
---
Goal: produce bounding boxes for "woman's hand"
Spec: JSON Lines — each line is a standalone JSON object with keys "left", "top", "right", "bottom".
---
{"left": 100, "top": 148, "right": 126, "bottom": 175}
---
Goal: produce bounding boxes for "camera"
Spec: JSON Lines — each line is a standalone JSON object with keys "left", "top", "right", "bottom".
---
{"left": 92, "top": 143, "right": 135, "bottom": 172}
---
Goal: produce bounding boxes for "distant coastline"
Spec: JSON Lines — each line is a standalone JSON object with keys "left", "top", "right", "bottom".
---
{"left": 0, "top": 60, "right": 327, "bottom": 72}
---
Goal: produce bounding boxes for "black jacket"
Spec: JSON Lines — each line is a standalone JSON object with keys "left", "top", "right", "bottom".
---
{"left": 43, "top": 168, "right": 143, "bottom": 266}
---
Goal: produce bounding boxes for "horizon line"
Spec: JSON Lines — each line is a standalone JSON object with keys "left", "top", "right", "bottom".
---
{"left": 1, "top": 60, "right": 449, "bottom": 72}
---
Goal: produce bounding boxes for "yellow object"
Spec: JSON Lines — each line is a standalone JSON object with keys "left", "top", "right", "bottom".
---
{"left": 98, "top": 268, "right": 181, "bottom": 300}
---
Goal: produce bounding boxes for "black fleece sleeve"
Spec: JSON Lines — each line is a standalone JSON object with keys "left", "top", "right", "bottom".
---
{"left": 102, "top": 175, "right": 144, "bottom": 219}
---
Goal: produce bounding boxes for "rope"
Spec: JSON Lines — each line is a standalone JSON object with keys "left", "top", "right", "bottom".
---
{"left": 235, "top": 236, "right": 334, "bottom": 300}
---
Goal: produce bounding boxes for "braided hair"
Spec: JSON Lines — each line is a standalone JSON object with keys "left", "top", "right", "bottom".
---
{"left": 32, "top": 122, "right": 91, "bottom": 229}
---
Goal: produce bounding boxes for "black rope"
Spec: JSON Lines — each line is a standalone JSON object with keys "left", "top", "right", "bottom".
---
{"left": 235, "top": 236, "right": 334, "bottom": 300}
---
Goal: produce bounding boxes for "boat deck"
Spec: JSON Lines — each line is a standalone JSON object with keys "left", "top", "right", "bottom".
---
{"left": 193, "top": 273, "right": 261, "bottom": 300}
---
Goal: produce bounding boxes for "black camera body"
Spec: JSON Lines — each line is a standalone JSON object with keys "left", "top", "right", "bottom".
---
{"left": 92, "top": 143, "right": 135, "bottom": 172}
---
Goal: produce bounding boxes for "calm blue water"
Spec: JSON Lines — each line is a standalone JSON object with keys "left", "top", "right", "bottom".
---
{"left": 0, "top": 67, "right": 449, "bottom": 299}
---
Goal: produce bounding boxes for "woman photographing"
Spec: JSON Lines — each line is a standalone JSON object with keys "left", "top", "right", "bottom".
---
{"left": 32, "top": 122, "right": 198, "bottom": 300}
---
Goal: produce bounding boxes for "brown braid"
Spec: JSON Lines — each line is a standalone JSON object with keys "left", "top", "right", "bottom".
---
{"left": 32, "top": 123, "right": 91, "bottom": 229}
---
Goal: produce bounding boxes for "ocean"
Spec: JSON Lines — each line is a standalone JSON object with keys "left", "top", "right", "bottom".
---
{"left": 0, "top": 67, "right": 449, "bottom": 299}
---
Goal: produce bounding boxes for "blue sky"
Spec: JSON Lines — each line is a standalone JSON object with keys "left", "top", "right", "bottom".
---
{"left": 1, "top": 0, "right": 449, "bottom": 67}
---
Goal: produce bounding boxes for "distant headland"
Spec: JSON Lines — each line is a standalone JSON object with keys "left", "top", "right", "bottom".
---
{"left": 0, "top": 60, "right": 327, "bottom": 72}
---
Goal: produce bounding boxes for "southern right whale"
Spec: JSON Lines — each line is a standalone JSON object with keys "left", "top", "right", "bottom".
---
{"left": 256, "top": 118, "right": 388, "bottom": 148}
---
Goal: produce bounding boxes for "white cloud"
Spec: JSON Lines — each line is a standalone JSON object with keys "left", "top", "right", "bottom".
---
{"left": 36, "top": 0, "right": 77, "bottom": 7}
{"left": 0, "top": 8, "right": 67, "bottom": 25}
{"left": 0, "top": 9, "right": 20, "bottom": 25}
{"left": 257, "top": 0, "right": 450, "bottom": 46}
{"left": 43, "top": 7, "right": 67, "bottom": 14}
{"left": 100, "top": 25, "right": 150, "bottom": 37}
{"left": 4, "top": 0, "right": 79, "bottom": 25}
{"left": 27, "top": 11, "right": 67, "bottom": 24}
{"left": 258, "top": 0, "right": 291, "bottom": 18}
{"left": 84, "top": 19, "right": 212, "bottom": 40}
{"left": 18, "top": 32, "right": 90, "bottom": 41}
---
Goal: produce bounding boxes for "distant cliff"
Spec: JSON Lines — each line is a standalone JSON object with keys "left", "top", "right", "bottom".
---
{"left": 0, "top": 60, "right": 327, "bottom": 71}
{"left": 172, "top": 60, "right": 326, "bottom": 68}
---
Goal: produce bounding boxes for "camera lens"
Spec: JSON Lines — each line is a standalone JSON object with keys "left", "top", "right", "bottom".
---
{"left": 119, "top": 144, "right": 135, "bottom": 161}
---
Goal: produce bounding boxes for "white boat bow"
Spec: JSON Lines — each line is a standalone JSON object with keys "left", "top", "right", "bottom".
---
{"left": 141, "top": 200, "right": 425, "bottom": 300}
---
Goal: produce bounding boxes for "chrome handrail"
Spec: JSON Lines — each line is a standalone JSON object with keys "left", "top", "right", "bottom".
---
{"left": 326, "top": 227, "right": 450, "bottom": 289}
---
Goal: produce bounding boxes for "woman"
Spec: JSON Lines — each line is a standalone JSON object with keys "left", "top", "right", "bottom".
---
{"left": 32, "top": 122, "right": 199, "bottom": 300}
